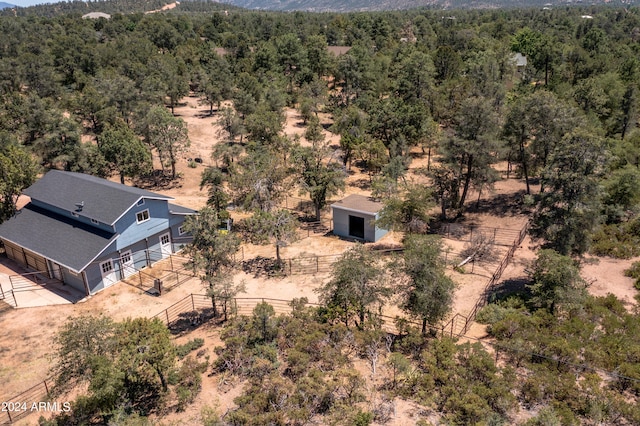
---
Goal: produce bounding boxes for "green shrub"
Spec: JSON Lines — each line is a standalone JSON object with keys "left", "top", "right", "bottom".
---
{"left": 176, "top": 338, "right": 205, "bottom": 359}
{"left": 352, "top": 410, "right": 373, "bottom": 426}
{"left": 590, "top": 222, "right": 640, "bottom": 259}
{"left": 624, "top": 261, "right": 640, "bottom": 290}
{"left": 175, "top": 356, "right": 207, "bottom": 411}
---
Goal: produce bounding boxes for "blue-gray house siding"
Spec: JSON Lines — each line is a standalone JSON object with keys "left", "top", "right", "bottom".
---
{"left": 0, "top": 171, "right": 196, "bottom": 297}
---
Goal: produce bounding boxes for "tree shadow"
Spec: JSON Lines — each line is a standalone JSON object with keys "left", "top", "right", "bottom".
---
{"left": 242, "top": 256, "right": 285, "bottom": 278}
{"left": 168, "top": 308, "right": 219, "bottom": 336}
{"left": 349, "top": 177, "right": 371, "bottom": 190}
{"left": 468, "top": 189, "right": 533, "bottom": 217}
{"left": 133, "top": 170, "right": 183, "bottom": 190}
{"left": 486, "top": 277, "right": 531, "bottom": 303}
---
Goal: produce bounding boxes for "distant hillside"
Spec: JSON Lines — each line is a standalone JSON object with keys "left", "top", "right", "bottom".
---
{"left": 0, "top": 0, "right": 239, "bottom": 17}
{"left": 0, "top": 2, "right": 15, "bottom": 9}
{"left": 213, "top": 0, "right": 637, "bottom": 11}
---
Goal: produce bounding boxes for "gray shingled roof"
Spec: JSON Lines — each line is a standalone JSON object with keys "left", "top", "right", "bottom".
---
{"left": 331, "top": 194, "right": 383, "bottom": 215}
{"left": 0, "top": 203, "right": 117, "bottom": 272}
{"left": 168, "top": 203, "right": 197, "bottom": 215}
{"left": 24, "top": 170, "right": 172, "bottom": 226}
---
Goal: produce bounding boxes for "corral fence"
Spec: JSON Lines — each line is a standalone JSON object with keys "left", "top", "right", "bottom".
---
{"left": 437, "top": 223, "right": 524, "bottom": 247}
{"left": 0, "top": 377, "right": 54, "bottom": 425}
{"left": 121, "top": 253, "right": 195, "bottom": 295}
{"left": 280, "top": 195, "right": 334, "bottom": 239}
{"left": 283, "top": 247, "right": 403, "bottom": 275}
{"left": 451, "top": 221, "right": 529, "bottom": 336}
{"left": 151, "top": 293, "right": 469, "bottom": 338}
{"left": 281, "top": 245, "right": 501, "bottom": 276}
{"left": 2, "top": 222, "right": 530, "bottom": 424}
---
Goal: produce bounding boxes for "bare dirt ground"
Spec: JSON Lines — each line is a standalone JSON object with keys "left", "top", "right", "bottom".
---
{"left": 1, "top": 95, "right": 638, "bottom": 425}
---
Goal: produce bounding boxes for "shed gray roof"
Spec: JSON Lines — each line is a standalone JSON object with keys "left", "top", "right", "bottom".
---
{"left": 0, "top": 203, "right": 117, "bottom": 272}
{"left": 24, "top": 170, "right": 172, "bottom": 226}
{"left": 331, "top": 194, "right": 383, "bottom": 215}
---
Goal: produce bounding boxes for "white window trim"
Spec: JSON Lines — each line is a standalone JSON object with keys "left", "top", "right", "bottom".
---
{"left": 136, "top": 209, "right": 150, "bottom": 224}
{"left": 100, "top": 259, "right": 114, "bottom": 274}
{"left": 120, "top": 251, "right": 132, "bottom": 263}
{"left": 178, "top": 225, "right": 186, "bottom": 235}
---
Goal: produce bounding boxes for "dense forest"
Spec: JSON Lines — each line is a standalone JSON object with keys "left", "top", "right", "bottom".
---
{"left": 2, "top": 1, "right": 640, "bottom": 424}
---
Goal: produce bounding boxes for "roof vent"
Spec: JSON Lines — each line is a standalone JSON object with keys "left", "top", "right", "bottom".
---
{"left": 75, "top": 201, "right": 84, "bottom": 211}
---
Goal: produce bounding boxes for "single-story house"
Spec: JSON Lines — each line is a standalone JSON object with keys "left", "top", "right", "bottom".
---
{"left": 0, "top": 170, "right": 196, "bottom": 296}
{"left": 331, "top": 194, "right": 387, "bottom": 242}
{"left": 513, "top": 52, "right": 528, "bottom": 77}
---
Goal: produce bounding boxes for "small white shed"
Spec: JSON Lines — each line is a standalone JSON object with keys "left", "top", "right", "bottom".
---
{"left": 331, "top": 194, "right": 388, "bottom": 242}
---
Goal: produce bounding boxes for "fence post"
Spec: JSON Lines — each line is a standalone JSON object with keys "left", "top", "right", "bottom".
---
{"left": 191, "top": 294, "right": 195, "bottom": 311}
{"left": 316, "top": 256, "right": 319, "bottom": 273}
{"left": 170, "top": 255, "right": 174, "bottom": 271}
{"left": 11, "top": 289, "right": 16, "bottom": 307}
{"left": 165, "top": 309, "right": 170, "bottom": 325}
{"left": 44, "top": 378, "right": 49, "bottom": 396}
{"left": 138, "top": 271, "right": 142, "bottom": 287}
{"left": 6, "top": 409, "right": 11, "bottom": 422}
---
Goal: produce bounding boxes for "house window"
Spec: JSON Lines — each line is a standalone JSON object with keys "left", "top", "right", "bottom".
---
{"left": 91, "top": 219, "right": 99, "bottom": 225}
{"left": 161, "top": 234, "right": 170, "bottom": 245}
{"left": 121, "top": 252, "right": 131, "bottom": 264}
{"left": 101, "top": 260, "right": 113, "bottom": 274}
{"left": 178, "top": 226, "right": 185, "bottom": 235}
{"left": 137, "top": 199, "right": 145, "bottom": 206}
{"left": 136, "top": 209, "right": 150, "bottom": 223}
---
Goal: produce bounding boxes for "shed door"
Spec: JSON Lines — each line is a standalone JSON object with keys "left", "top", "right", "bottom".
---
{"left": 159, "top": 233, "right": 172, "bottom": 258}
{"left": 120, "top": 250, "right": 135, "bottom": 279}
{"left": 100, "top": 259, "right": 118, "bottom": 288}
{"left": 348, "top": 215, "right": 365, "bottom": 239}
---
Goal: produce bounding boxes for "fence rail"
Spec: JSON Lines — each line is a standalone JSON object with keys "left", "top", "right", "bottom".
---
{"left": 437, "top": 223, "right": 523, "bottom": 247}
{"left": 454, "top": 221, "right": 529, "bottom": 335}
{"left": 2, "top": 222, "right": 529, "bottom": 424}
{"left": 0, "top": 378, "right": 52, "bottom": 425}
